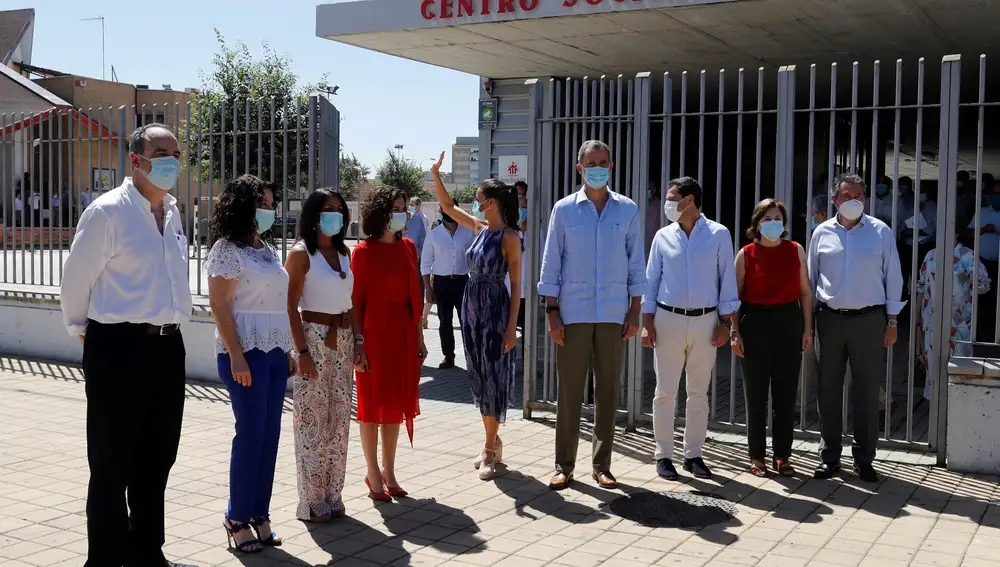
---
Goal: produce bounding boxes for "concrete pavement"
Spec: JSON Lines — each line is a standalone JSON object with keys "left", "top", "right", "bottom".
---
{"left": 1, "top": 317, "right": 999, "bottom": 567}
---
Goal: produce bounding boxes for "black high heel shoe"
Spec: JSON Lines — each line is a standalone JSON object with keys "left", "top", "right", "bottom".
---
{"left": 223, "top": 518, "right": 263, "bottom": 554}
{"left": 250, "top": 515, "right": 282, "bottom": 547}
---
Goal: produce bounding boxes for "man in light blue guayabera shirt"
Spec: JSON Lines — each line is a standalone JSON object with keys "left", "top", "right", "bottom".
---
{"left": 538, "top": 140, "right": 647, "bottom": 491}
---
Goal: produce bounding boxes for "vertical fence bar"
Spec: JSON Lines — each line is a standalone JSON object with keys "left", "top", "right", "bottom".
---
{"left": 731, "top": 68, "right": 744, "bottom": 425}
{"left": 47, "top": 110, "right": 55, "bottom": 285}
{"left": 308, "top": 96, "right": 317, "bottom": 195}
{"left": 716, "top": 70, "right": 725, "bottom": 222}
{"left": 800, "top": 64, "right": 817, "bottom": 430}
{"left": 245, "top": 98, "right": 252, "bottom": 176}
{"left": 680, "top": 72, "right": 687, "bottom": 177}
{"left": 629, "top": 72, "right": 652, "bottom": 429}
{"left": 932, "top": 54, "right": 962, "bottom": 463}
{"left": 295, "top": 97, "right": 302, "bottom": 198}
{"left": 257, "top": 99, "right": 264, "bottom": 179}
{"left": 195, "top": 103, "right": 204, "bottom": 295}
{"left": 755, "top": 69, "right": 764, "bottom": 203}
{"left": 850, "top": 62, "right": 859, "bottom": 174}
{"left": 908, "top": 58, "right": 925, "bottom": 442}
{"left": 972, "top": 56, "right": 986, "bottom": 339}
{"left": 524, "top": 78, "right": 545, "bottom": 419}
{"left": 57, "top": 109, "right": 64, "bottom": 283}
{"left": 1, "top": 112, "right": 7, "bottom": 283}
{"left": 827, "top": 64, "right": 838, "bottom": 218}
{"left": 698, "top": 70, "right": 706, "bottom": 185}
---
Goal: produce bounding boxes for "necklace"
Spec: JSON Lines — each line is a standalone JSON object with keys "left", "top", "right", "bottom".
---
{"left": 322, "top": 248, "right": 347, "bottom": 279}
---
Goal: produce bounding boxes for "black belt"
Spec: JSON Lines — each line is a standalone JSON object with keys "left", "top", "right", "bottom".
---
{"left": 142, "top": 323, "right": 180, "bottom": 336}
{"left": 433, "top": 274, "right": 468, "bottom": 280}
{"left": 819, "top": 303, "right": 882, "bottom": 317}
{"left": 657, "top": 303, "right": 717, "bottom": 317}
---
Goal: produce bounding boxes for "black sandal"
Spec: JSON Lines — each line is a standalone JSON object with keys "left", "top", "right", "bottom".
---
{"left": 223, "top": 518, "right": 263, "bottom": 554}
{"left": 773, "top": 458, "right": 795, "bottom": 477}
{"left": 250, "top": 515, "right": 282, "bottom": 547}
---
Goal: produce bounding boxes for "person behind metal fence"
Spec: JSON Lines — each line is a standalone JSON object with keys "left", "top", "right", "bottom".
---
{"left": 539, "top": 139, "right": 646, "bottom": 491}
{"left": 641, "top": 176, "right": 738, "bottom": 481}
{"left": 965, "top": 176, "right": 1000, "bottom": 343}
{"left": 808, "top": 173, "right": 904, "bottom": 483}
{"left": 406, "top": 196, "right": 429, "bottom": 328}
{"left": 731, "top": 198, "right": 813, "bottom": 478}
{"left": 60, "top": 123, "right": 193, "bottom": 567}
{"left": 420, "top": 208, "right": 475, "bottom": 370}
{"left": 352, "top": 186, "right": 426, "bottom": 500}
{"left": 430, "top": 151, "right": 522, "bottom": 480}
{"left": 514, "top": 180, "right": 529, "bottom": 330}
{"left": 285, "top": 188, "right": 368, "bottom": 522}
{"left": 204, "top": 174, "right": 293, "bottom": 554}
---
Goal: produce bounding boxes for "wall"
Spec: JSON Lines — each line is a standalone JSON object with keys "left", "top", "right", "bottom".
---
{"left": 0, "top": 293, "right": 221, "bottom": 382}
{"left": 479, "top": 78, "right": 533, "bottom": 182}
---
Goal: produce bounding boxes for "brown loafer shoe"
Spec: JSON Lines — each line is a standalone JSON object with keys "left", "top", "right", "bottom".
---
{"left": 549, "top": 471, "right": 573, "bottom": 490}
{"left": 592, "top": 470, "right": 618, "bottom": 489}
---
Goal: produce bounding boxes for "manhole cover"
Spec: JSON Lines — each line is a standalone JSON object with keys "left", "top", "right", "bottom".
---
{"left": 608, "top": 491, "right": 736, "bottom": 528}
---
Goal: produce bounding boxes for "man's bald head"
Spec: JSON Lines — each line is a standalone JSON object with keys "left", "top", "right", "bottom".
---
{"left": 128, "top": 124, "right": 177, "bottom": 157}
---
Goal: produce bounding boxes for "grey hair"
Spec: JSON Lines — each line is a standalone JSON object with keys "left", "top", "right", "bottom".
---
{"left": 577, "top": 139, "right": 611, "bottom": 163}
{"left": 830, "top": 173, "right": 866, "bottom": 197}
{"left": 810, "top": 195, "right": 828, "bottom": 214}
{"left": 128, "top": 123, "right": 172, "bottom": 155}
{"left": 410, "top": 197, "right": 422, "bottom": 206}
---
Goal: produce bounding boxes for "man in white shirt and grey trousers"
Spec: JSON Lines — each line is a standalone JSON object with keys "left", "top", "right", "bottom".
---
{"left": 642, "top": 177, "right": 740, "bottom": 481}
{"left": 61, "top": 124, "right": 194, "bottom": 567}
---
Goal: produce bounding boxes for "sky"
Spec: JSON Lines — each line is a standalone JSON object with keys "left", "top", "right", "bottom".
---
{"left": 26, "top": 0, "right": 479, "bottom": 173}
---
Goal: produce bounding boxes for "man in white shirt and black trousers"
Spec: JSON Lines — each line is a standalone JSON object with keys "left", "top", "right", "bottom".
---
{"left": 422, "top": 210, "right": 475, "bottom": 369}
{"left": 642, "top": 177, "right": 740, "bottom": 481}
{"left": 808, "top": 173, "right": 903, "bottom": 483}
{"left": 61, "top": 124, "right": 194, "bottom": 567}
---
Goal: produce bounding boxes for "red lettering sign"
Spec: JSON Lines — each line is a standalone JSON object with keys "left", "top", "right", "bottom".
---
{"left": 458, "top": 0, "right": 474, "bottom": 16}
{"left": 497, "top": 0, "right": 515, "bottom": 13}
{"left": 422, "top": 0, "right": 640, "bottom": 20}
{"left": 441, "top": 0, "right": 454, "bottom": 17}
{"left": 421, "top": 0, "right": 435, "bottom": 19}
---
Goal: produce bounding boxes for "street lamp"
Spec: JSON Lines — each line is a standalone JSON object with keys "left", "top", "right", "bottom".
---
{"left": 393, "top": 144, "right": 404, "bottom": 159}
{"left": 317, "top": 84, "right": 339, "bottom": 96}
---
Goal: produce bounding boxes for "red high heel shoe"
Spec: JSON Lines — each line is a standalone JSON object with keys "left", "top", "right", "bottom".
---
{"left": 365, "top": 477, "right": 391, "bottom": 502}
{"left": 382, "top": 475, "right": 408, "bottom": 498}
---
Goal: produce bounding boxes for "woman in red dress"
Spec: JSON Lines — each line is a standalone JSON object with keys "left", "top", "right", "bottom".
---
{"left": 352, "top": 186, "right": 426, "bottom": 501}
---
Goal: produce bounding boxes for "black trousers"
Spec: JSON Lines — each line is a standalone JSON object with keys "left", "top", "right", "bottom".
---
{"left": 816, "top": 307, "right": 885, "bottom": 466}
{"left": 433, "top": 275, "right": 468, "bottom": 358}
{"left": 83, "top": 321, "right": 186, "bottom": 567}
{"left": 976, "top": 259, "right": 999, "bottom": 343}
{"left": 739, "top": 302, "right": 803, "bottom": 460}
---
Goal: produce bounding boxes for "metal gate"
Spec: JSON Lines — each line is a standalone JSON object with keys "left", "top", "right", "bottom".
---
{"left": 0, "top": 93, "right": 339, "bottom": 294}
{"left": 524, "top": 54, "right": 985, "bottom": 455}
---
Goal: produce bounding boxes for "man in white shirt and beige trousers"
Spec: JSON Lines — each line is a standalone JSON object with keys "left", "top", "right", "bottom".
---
{"left": 62, "top": 124, "right": 194, "bottom": 567}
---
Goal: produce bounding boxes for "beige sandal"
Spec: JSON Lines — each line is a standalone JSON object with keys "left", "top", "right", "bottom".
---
{"left": 473, "top": 436, "right": 502, "bottom": 468}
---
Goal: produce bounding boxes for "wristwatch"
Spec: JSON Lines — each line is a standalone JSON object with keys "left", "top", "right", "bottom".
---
{"left": 298, "top": 347, "right": 310, "bottom": 356}
{"left": 545, "top": 305, "right": 560, "bottom": 315}
{"left": 887, "top": 319, "right": 898, "bottom": 328}
{"left": 720, "top": 318, "right": 733, "bottom": 329}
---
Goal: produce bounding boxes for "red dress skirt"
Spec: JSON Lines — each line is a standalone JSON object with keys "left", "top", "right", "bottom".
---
{"left": 351, "top": 238, "right": 422, "bottom": 441}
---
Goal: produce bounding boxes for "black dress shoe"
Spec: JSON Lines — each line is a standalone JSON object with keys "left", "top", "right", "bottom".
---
{"left": 439, "top": 357, "right": 455, "bottom": 369}
{"left": 853, "top": 463, "right": 880, "bottom": 483}
{"left": 656, "top": 458, "right": 679, "bottom": 480}
{"left": 683, "top": 457, "right": 712, "bottom": 479}
{"left": 813, "top": 462, "right": 841, "bottom": 479}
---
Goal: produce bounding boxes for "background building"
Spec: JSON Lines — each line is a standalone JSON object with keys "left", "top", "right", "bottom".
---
{"left": 451, "top": 136, "right": 479, "bottom": 186}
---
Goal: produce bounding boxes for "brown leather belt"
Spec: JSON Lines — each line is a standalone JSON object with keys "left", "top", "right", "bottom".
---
{"left": 302, "top": 310, "right": 351, "bottom": 350}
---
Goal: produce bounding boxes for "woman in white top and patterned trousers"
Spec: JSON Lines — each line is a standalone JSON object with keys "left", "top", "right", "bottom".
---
{"left": 286, "top": 188, "right": 367, "bottom": 522}
{"left": 206, "top": 175, "right": 294, "bottom": 554}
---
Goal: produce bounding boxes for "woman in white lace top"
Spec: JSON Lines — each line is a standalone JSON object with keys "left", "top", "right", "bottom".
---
{"left": 205, "top": 175, "right": 293, "bottom": 554}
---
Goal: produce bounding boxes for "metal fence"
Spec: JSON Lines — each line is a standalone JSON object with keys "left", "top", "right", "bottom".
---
{"left": 523, "top": 54, "right": 996, "bottom": 457}
{"left": 0, "top": 94, "right": 340, "bottom": 295}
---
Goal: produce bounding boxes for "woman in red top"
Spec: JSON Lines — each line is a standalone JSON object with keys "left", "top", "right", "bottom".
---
{"left": 351, "top": 186, "right": 427, "bottom": 501}
{"left": 731, "top": 198, "right": 813, "bottom": 477}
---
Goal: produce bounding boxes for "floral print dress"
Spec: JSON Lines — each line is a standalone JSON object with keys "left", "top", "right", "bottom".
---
{"left": 916, "top": 243, "right": 991, "bottom": 401}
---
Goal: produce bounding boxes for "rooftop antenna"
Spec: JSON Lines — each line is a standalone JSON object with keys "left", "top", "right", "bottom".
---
{"left": 80, "top": 16, "right": 106, "bottom": 80}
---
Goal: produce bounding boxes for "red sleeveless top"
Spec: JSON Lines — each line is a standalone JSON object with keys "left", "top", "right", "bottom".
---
{"left": 741, "top": 240, "right": 800, "bottom": 305}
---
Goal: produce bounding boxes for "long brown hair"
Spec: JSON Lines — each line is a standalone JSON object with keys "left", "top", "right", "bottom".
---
{"left": 745, "top": 198, "right": 789, "bottom": 241}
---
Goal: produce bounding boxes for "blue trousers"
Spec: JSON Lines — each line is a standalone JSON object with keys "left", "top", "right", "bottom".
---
{"left": 218, "top": 347, "right": 288, "bottom": 522}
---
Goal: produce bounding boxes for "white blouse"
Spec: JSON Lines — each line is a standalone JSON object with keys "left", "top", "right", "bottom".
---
{"left": 300, "top": 248, "right": 354, "bottom": 315}
{"left": 205, "top": 238, "right": 294, "bottom": 355}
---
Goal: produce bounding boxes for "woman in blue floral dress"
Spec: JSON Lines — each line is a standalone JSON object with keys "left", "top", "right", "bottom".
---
{"left": 429, "top": 151, "right": 522, "bottom": 480}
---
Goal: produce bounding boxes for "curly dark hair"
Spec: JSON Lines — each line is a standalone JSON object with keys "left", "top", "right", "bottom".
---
{"left": 299, "top": 188, "right": 350, "bottom": 256}
{"left": 360, "top": 185, "right": 407, "bottom": 239}
{"left": 209, "top": 174, "right": 275, "bottom": 248}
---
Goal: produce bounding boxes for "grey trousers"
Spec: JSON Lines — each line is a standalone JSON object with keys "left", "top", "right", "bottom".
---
{"left": 554, "top": 323, "right": 624, "bottom": 474}
{"left": 816, "top": 307, "right": 886, "bottom": 465}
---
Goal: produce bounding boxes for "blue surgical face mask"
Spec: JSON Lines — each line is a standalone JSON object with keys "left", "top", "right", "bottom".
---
{"left": 919, "top": 193, "right": 929, "bottom": 204}
{"left": 389, "top": 211, "right": 407, "bottom": 232}
{"left": 255, "top": 208, "right": 275, "bottom": 233}
{"left": 759, "top": 219, "right": 784, "bottom": 241}
{"left": 141, "top": 156, "right": 180, "bottom": 190}
{"left": 810, "top": 218, "right": 820, "bottom": 231}
{"left": 876, "top": 184, "right": 889, "bottom": 197}
{"left": 518, "top": 207, "right": 528, "bottom": 223}
{"left": 408, "top": 206, "right": 416, "bottom": 215}
{"left": 319, "top": 211, "right": 344, "bottom": 236}
{"left": 583, "top": 166, "right": 610, "bottom": 189}
{"left": 436, "top": 212, "right": 443, "bottom": 223}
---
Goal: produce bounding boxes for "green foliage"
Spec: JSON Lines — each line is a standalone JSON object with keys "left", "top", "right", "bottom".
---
{"left": 450, "top": 185, "right": 477, "bottom": 204}
{"left": 185, "top": 30, "right": 327, "bottom": 200}
{"left": 375, "top": 150, "right": 424, "bottom": 199}
{"left": 339, "top": 153, "right": 369, "bottom": 200}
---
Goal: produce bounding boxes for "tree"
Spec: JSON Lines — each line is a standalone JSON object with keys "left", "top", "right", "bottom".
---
{"left": 185, "top": 30, "right": 327, "bottom": 200}
{"left": 339, "top": 153, "right": 369, "bottom": 200}
{"left": 450, "top": 185, "right": 477, "bottom": 204}
{"left": 375, "top": 150, "right": 425, "bottom": 199}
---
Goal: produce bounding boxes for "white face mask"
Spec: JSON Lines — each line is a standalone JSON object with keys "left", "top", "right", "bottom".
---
{"left": 664, "top": 199, "right": 687, "bottom": 223}
{"left": 838, "top": 199, "right": 864, "bottom": 221}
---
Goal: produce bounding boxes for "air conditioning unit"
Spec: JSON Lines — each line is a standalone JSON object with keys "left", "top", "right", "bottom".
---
{"left": 184, "top": 87, "right": 197, "bottom": 94}
{"left": 162, "top": 84, "right": 172, "bottom": 90}
{"left": 136, "top": 84, "right": 149, "bottom": 90}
